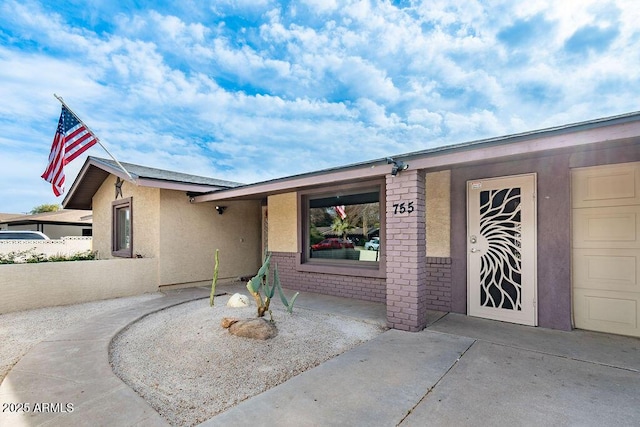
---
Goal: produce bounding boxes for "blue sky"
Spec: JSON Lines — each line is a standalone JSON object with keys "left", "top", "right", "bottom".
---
{"left": 1, "top": 0, "right": 638, "bottom": 213}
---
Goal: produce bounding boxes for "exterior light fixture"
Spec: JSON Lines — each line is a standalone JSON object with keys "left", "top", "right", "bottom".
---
{"left": 215, "top": 206, "right": 227, "bottom": 215}
{"left": 386, "top": 157, "right": 409, "bottom": 176}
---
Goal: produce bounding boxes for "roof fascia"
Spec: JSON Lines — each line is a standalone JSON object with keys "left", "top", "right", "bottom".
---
{"left": 62, "top": 158, "right": 137, "bottom": 207}
{"left": 89, "top": 157, "right": 139, "bottom": 181}
{"left": 61, "top": 159, "right": 95, "bottom": 207}
{"left": 406, "top": 118, "right": 640, "bottom": 170}
{"left": 193, "top": 117, "right": 640, "bottom": 203}
{"left": 134, "top": 177, "right": 234, "bottom": 193}
{"left": 192, "top": 162, "right": 392, "bottom": 202}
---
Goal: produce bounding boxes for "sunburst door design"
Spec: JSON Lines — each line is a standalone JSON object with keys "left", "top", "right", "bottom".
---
{"left": 479, "top": 188, "right": 522, "bottom": 310}
{"left": 468, "top": 174, "right": 537, "bottom": 326}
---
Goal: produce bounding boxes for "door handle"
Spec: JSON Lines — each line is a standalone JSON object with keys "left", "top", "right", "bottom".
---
{"left": 470, "top": 248, "right": 481, "bottom": 253}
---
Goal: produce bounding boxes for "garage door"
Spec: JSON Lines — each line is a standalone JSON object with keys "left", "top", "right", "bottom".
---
{"left": 572, "top": 162, "right": 640, "bottom": 337}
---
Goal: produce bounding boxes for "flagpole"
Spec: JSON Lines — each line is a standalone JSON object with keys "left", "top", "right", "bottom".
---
{"left": 53, "top": 94, "right": 135, "bottom": 182}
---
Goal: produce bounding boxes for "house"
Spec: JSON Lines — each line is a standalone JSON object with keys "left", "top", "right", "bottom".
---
{"left": 0, "top": 210, "right": 92, "bottom": 239}
{"left": 63, "top": 157, "right": 263, "bottom": 289}
{"left": 190, "top": 111, "right": 640, "bottom": 338}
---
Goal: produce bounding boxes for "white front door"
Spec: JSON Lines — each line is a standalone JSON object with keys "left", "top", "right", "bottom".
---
{"left": 467, "top": 174, "right": 537, "bottom": 326}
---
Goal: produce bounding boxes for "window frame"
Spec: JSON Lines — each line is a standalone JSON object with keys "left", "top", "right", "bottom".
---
{"left": 112, "top": 197, "right": 133, "bottom": 258}
{"left": 297, "top": 180, "right": 385, "bottom": 278}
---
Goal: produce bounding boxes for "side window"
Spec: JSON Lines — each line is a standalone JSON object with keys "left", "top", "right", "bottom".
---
{"left": 304, "top": 185, "right": 381, "bottom": 265}
{"left": 112, "top": 197, "right": 132, "bottom": 257}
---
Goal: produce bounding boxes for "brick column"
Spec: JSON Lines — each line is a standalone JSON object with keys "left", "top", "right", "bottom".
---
{"left": 385, "top": 169, "right": 427, "bottom": 331}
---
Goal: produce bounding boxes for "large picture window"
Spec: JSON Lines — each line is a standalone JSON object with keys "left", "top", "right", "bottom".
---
{"left": 112, "top": 197, "right": 132, "bottom": 258}
{"left": 302, "top": 183, "right": 383, "bottom": 269}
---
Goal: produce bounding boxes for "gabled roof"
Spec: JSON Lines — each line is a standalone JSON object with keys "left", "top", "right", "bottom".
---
{"left": 0, "top": 210, "right": 92, "bottom": 226}
{"left": 0, "top": 213, "right": 22, "bottom": 221}
{"left": 63, "top": 157, "right": 243, "bottom": 210}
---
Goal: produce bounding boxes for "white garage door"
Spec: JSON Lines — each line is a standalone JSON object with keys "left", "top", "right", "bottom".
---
{"left": 572, "top": 162, "right": 640, "bottom": 337}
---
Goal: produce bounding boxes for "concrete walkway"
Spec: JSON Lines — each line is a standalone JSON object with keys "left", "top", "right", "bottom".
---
{"left": 1, "top": 285, "right": 639, "bottom": 426}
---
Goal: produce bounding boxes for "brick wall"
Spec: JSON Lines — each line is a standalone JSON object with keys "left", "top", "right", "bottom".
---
{"left": 385, "top": 169, "right": 428, "bottom": 331}
{"left": 425, "top": 257, "right": 452, "bottom": 311}
{"left": 271, "top": 252, "right": 386, "bottom": 302}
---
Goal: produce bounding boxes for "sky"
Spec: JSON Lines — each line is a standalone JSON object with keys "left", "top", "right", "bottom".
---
{"left": 1, "top": 0, "right": 639, "bottom": 213}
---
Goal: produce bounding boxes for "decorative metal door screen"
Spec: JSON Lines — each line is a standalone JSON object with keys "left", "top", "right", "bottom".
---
{"left": 467, "top": 174, "right": 537, "bottom": 326}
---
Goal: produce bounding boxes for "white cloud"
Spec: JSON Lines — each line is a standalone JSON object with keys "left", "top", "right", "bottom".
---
{"left": 300, "top": 0, "right": 339, "bottom": 15}
{"left": 1, "top": 0, "right": 639, "bottom": 212}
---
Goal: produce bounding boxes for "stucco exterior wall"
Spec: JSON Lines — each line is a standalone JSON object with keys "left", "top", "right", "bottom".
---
{"left": 451, "top": 153, "right": 573, "bottom": 330}
{"left": 450, "top": 143, "right": 640, "bottom": 331}
{"left": 0, "top": 258, "right": 158, "bottom": 314}
{"left": 425, "top": 170, "right": 451, "bottom": 258}
{"left": 267, "top": 192, "right": 297, "bottom": 252}
{"left": 92, "top": 175, "right": 160, "bottom": 259}
{"left": 158, "top": 192, "right": 262, "bottom": 286}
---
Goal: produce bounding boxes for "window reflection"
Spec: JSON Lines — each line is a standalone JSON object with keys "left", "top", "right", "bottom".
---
{"left": 307, "top": 190, "right": 380, "bottom": 263}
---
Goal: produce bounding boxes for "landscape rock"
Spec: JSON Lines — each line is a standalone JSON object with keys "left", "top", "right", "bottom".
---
{"left": 226, "top": 293, "right": 250, "bottom": 308}
{"left": 221, "top": 317, "right": 278, "bottom": 340}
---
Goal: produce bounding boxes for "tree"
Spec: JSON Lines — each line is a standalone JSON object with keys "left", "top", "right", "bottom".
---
{"left": 344, "top": 203, "right": 380, "bottom": 238}
{"left": 30, "top": 204, "right": 60, "bottom": 214}
{"left": 331, "top": 217, "right": 355, "bottom": 239}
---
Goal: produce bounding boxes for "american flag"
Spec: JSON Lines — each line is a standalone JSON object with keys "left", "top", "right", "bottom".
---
{"left": 41, "top": 105, "right": 98, "bottom": 196}
{"left": 335, "top": 205, "right": 346, "bottom": 219}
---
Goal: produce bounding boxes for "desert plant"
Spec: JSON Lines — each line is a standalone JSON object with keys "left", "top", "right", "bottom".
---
{"left": 246, "top": 252, "right": 299, "bottom": 319}
{"left": 0, "top": 250, "right": 30, "bottom": 264}
{"left": 0, "top": 249, "right": 96, "bottom": 264}
{"left": 210, "top": 249, "right": 220, "bottom": 307}
{"left": 275, "top": 264, "right": 299, "bottom": 314}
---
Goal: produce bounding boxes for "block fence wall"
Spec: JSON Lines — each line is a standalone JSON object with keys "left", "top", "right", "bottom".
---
{"left": 0, "top": 237, "right": 92, "bottom": 258}
{"left": 0, "top": 258, "right": 158, "bottom": 314}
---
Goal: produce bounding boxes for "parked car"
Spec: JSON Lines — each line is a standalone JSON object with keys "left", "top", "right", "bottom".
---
{"left": 364, "top": 237, "right": 380, "bottom": 250}
{"left": 311, "top": 238, "right": 354, "bottom": 251}
{"left": 0, "top": 230, "right": 50, "bottom": 240}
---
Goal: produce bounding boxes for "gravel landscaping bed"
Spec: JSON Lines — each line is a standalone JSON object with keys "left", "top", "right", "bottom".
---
{"left": 109, "top": 295, "right": 386, "bottom": 426}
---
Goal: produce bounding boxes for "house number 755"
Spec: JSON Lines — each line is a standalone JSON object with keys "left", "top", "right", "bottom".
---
{"left": 392, "top": 201, "right": 414, "bottom": 214}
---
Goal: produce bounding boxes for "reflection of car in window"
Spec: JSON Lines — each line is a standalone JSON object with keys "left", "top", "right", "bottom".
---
{"left": 311, "top": 238, "right": 354, "bottom": 251}
{"left": 364, "top": 237, "right": 380, "bottom": 250}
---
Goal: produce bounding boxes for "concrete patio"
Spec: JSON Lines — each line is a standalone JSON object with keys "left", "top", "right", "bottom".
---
{"left": 1, "top": 284, "right": 638, "bottom": 426}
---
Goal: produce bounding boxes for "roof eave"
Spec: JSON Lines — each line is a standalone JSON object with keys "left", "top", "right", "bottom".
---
{"left": 193, "top": 113, "right": 640, "bottom": 203}
{"left": 135, "top": 177, "right": 237, "bottom": 193}
{"left": 62, "top": 157, "right": 239, "bottom": 210}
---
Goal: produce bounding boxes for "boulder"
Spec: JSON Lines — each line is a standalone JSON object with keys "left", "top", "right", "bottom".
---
{"left": 227, "top": 293, "right": 250, "bottom": 308}
{"left": 221, "top": 317, "right": 278, "bottom": 340}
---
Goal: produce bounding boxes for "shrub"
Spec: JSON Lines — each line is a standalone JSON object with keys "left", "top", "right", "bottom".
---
{"left": 0, "top": 249, "right": 97, "bottom": 264}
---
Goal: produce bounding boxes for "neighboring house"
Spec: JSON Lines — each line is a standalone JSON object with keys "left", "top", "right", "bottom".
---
{"left": 0, "top": 210, "right": 92, "bottom": 239}
{"left": 190, "top": 111, "right": 640, "bottom": 338}
{"left": 63, "top": 157, "right": 263, "bottom": 289}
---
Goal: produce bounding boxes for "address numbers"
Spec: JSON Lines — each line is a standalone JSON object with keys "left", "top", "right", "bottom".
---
{"left": 392, "top": 201, "right": 414, "bottom": 214}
